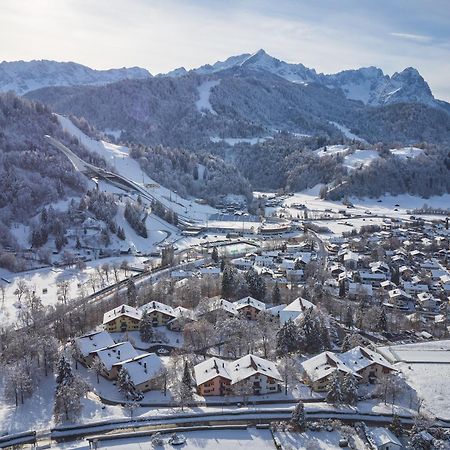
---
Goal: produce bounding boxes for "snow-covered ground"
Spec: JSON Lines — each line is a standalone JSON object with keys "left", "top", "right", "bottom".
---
{"left": 315, "top": 144, "right": 349, "bottom": 158}
{"left": 210, "top": 136, "right": 271, "bottom": 146}
{"left": 57, "top": 115, "right": 218, "bottom": 222}
{"left": 390, "top": 146, "right": 424, "bottom": 159}
{"left": 52, "top": 428, "right": 275, "bottom": 449}
{"left": 0, "top": 256, "right": 147, "bottom": 326}
{"left": 378, "top": 340, "right": 450, "bottom": 420}
{"left": 196, "top": 80, "right": 220, "bottom": 115}
{"left": 343, "top": 149, "right": 379, "bottom": 170}
{"left": 330, "top": 121, "right": 367, "bottom": 143}
{"left": 274, "top": 429, "right": 367, "bottom": 450}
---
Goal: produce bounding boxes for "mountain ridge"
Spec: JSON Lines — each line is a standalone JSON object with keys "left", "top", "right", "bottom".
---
{"left": 0, "top": 59, "right": 152, "bottom": 95}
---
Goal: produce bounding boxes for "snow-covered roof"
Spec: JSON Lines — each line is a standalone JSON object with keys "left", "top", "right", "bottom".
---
{"left": 229, "top": 354, "right": 282, "bottom": 384}
{"left": 388, "top": 289, "right": 411, "bottom": 299}
{"left": 113, "top": 352, "right": 163, "bottom": 386}
{"left": 140, "top": 300, "right": 176, "bottom": 318}
{"left": 370, "top": 427, "right": 402, "bottom": 447}
{"left": 93, "top": 341, "right": 138, "bottom": 371}
{"left": 103, "top": 304, "right": 142, "bottom": 324}
{"left": 75, "top": 331, "right": 115, "bottom": 357}
{"left": 194, "top": 354, "right": 282, "bottom": 386}
{"left": 338, "top": 346, "right": 394, "bottom": 373}
{"left": 194, "top": 357, "right": 232, "bottom": 385}
{"left": 235, "top": 296, "right": 266, "bottom": 312}
{"left": 301, "top": 351, "right": 354, "bottom": 382}
{"left": 279, "top": 297, "right": 315, "bottom": 325}
{"left": 302, "top": 346, "right": 394, "bottom": 382}
{"left": 207, "top": 298, "right": 238, "bottom": 316}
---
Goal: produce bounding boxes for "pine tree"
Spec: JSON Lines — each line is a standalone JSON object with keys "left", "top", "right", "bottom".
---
{"left": 55, "top": 355, "right": 73, "bottom": 386}
{"left": 344, "top": 306, "right": 353, "bottom": 328}
{"left": 389, "top": 414, "right": 403, "bottom": 437}
{"left": 117, "top": 367, "right": 143, "bottom": 401}
{"left": 339, "top": 280, "right": 346, "bottom": 298}
{"left": 182, "top": 360, "right": 192, "bottom": 388}
{"left": 220, "top": 258, "right": 226, "bottom": 272}
{"left": 127, "top": 280, "right": 137, "bottom": 307}
{"left": 221, "top": 265, "right": 236, "bottom": 299}
{"left": 276, "top": 319, "right": 299, "bottom": 355}
{"left": 326, "top": 371, "right": 343, "bottom": 405}
{"left": 140, "top": 310, "right": 154, "bottom": 342}
{"left": 341, "top": 333, "right": 364, "bottom": 352}
{"left": 291, "top": 400, "right": 306, "bottom": 431}
{"left": 375, "top": 308, "right": 388, "bottom": 332}
{"left": 272, "top": 282, "right": 281, "bottom": 305}
{"left": 211, "top": 247, "right": 219, "bottom": 263}
{"left": 342, "top": 373, "right": 358, "bottom": 405}
{"left": 245, "top": 268, "right": 266, "bottom": 300}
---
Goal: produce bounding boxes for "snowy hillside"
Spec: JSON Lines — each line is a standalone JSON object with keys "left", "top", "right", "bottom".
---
{"left": 0, "top": 60, "right": 151, "bottom": 95}
{"left": 56, "top": 115, "right": 218, "bottom": 222}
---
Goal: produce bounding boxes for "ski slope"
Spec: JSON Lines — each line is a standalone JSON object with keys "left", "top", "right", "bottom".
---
{"left": 195, "top": 80, "right": 220, "bottom": 115}
{"left": 57, "top": 115, "right": 218, "bottom": 222}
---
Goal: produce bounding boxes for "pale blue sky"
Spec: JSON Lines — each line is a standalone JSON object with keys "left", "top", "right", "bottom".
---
{"left": 1, "top": 0, "right": 449, "bottom": 100}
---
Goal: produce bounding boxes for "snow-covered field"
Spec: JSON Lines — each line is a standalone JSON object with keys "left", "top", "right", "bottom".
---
{"left": 390, "top": 146, "right": 424, "bottom": 159}
{"left": 266, "top": 185, "right": 449, "bottom": 219}
{"left": 0, "top": 255, "right": 148, "bottom": 326}
{"left": 378, "top": 340, "right": 450, "bottom": 420}
{"left": 343, "top": 149, "right": 379, "bottom": 170}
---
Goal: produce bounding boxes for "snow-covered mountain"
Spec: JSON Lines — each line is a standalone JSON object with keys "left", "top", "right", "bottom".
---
{"left": 165, "top": 49, "right": 442, "bottom": 109}
{"left": 0, "top": 60, "right": 151, "bottom": 95}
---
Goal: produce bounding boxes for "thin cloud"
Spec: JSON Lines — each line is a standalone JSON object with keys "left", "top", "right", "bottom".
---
{"left": 390, "top": 32, "right": 433, "bottom": 43}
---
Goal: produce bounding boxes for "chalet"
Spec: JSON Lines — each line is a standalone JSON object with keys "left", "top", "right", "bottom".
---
{"left": 140, "top": 301, "right": 176, "bottom": 327}
{"left": 387, "top": 289, "right": 413, "bottom": 309}
{"left": 74, "top": 331, "right": 115, "bottom": 366}
{"left": 359, "top": 271, "right": 387, "bottom": 287}
{"left": 90, "top": 342, "right": 138, "bottom": 379}
{"left": 112, "top": 353, "right": 163, "bottom": 392}
{"left": 194, "top": 354, "right": 282, "bottom": 397}
{"left": 279, "top": 297, "right": 315, "bottom": 325}
{"left": 103, "top": 304, "right": 142, "bottom": 333}
{"left": 403, "top": 281, "right": 429, "bottom": 295}
{"left": 194, "top": 357, "right": 232, "bottom": 396}
{"left": 235, "top": 296, "right": 266, "bottom": 320}
{"left": 199, "top": 298, "right": 238, "bottom": 319}
{"left": 416, "top": 292, "right": 439, "bottom": 311}
{"left": 302, "top": 346, "right": 395, "bottom": 392}
{"left": 167, "top": 306, "right": 196, "bottom": 331}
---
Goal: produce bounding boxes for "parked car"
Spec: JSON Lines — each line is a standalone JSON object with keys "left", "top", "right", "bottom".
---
{"left": 169, "top": 433, "right": 186, "bottom": 446}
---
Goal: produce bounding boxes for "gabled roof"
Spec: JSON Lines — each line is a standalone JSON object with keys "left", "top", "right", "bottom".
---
{"left": 207, "top": 298, "right": 238, "bottom": 316}
{"left": 194, "top": 357, "right": 232, "bottom": 385}
{"left": 235, "top": 296, "right": 266, "bottom": 312}
{"left": 194, "top": 354, "right": 282, "bottom": 387}
{"left": 339, "top": 346, "right": 395, "bottom": 373}
{"left": 92, "top": 341, "right": 138, "bottom": 371}
{"left": 113, "top": 352, "right": 163, "bottom": 386}
{"left": 228, "top": 354, "right": 282, "bottom": 384}
{"left": 140, "top": 301, "right": 176, "bottom": 318}
{"left": 301, "top": 351, "right": 354, "bottom": 383}
{"left": 103, "top": 304, "right": 142, "bottom": 324}
{"left": 302, "top": 346, "right": 394, "bottom": 382}
{"left": 370, "top": 427, "right": 402, "bottom": 447}
{"left": 75, "top": 330, "right": 115, "bottom": 357}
